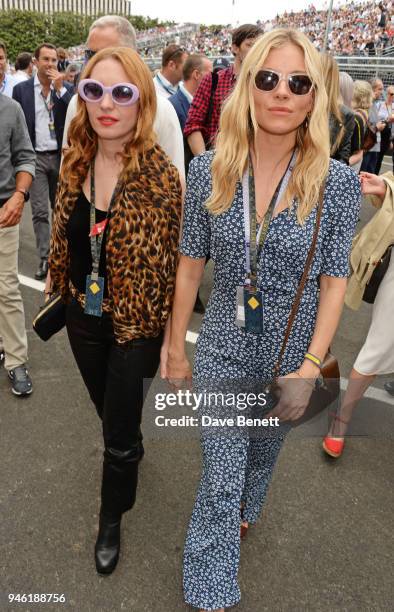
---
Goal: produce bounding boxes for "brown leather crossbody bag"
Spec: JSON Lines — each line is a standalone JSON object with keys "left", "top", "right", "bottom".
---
{"left": 268, "top": 183, "right": 340, "bottom": 426}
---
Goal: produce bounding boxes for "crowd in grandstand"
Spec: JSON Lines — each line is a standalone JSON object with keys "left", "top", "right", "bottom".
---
{"left": 190, "top": 1, "right": 394, "bottom": 57}
{"left": 57, "top": 1, "right": 394, "bottom": 61}
{"left": 275, "top": 1, "right": 394, "bottom": 55}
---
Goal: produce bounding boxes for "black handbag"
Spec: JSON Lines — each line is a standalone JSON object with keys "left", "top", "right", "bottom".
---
{"left": 363, "top": 246, "right": 392, "bottom": 304}
{"left": 32, "top": 292, "right": 67, "bottom": 341}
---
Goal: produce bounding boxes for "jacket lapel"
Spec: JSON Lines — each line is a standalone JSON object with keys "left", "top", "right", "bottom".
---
{"left": 28, "top": 77, "right": 36, "bottom": 143}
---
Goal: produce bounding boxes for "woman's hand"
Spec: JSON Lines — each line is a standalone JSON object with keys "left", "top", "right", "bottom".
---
{"left": 359, "top": 172, "right": 387, "bottom": 198}
{"left": 166, "top": 350, "right": 192, "bottom": 389}
{"left": 265, "top": 371, "right": 315, "bottom": 422}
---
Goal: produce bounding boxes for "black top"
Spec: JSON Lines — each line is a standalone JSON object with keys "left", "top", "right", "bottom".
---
{"left": 330, "top": 105, "right": 355, "bottom": 165}
{"left": 351, "top": 113, "right": 366, "bottom": 154}
{"left": 66, "top": 190, "right": 108, "bottom": 296}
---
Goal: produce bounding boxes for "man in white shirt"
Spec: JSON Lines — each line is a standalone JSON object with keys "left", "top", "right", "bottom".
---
{"left": 13, "top": 52, "right": 34, "bottom": 84}
{"left": 62, "top": 16, "right": 185, "bottom": 180}
{"left": 0, "top": 40, "right": 17, "bottom": 97}
{"left": 153, "top": 44, "right": 189, "bottom": 99}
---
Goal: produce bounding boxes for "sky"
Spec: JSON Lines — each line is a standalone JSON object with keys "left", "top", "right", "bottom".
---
{"left": 128, "top": 0, "right": 333, "bottom": 26}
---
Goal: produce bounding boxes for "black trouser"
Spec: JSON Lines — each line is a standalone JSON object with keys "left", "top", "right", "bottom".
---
{"left": 375, "top": 150, "right": 386, "bottom": 175}
{"left": 66, "top": 299, "right": 162, "bottom": 517}
{"left": 360, "top": 150, "right": 378, "bottom": 173}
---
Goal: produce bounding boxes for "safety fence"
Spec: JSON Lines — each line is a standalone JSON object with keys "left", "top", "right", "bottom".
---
{"left": 143, "top": 54, "right": 394, "bottom": 83}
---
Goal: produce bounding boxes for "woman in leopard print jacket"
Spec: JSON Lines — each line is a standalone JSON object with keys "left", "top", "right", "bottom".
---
{"left": 47, "top": 47, "right": 182, "bottom": 576}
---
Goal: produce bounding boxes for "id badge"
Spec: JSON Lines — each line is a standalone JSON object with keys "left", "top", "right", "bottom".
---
{"left": 235, "top": 286, "right": 246, "bottom": 327}
{"left": 244, "top": 287, "right": 264, "bottom": 334}
{"left": 84, "top": 274, "right": 104, "bottom": 317}
{"left": 48, "top": 121, "right": 56, "bottom": 140}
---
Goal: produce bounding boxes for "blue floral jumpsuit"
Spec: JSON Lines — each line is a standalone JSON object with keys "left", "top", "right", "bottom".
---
{"left": 179, "top": 151, "right": 361, "bottom": 610}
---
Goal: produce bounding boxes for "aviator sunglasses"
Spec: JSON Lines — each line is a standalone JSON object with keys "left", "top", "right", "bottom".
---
{"left": 255, "top": 69, "right": 313, "bottom": 96}
{"left": 78, "top": 79, "right": 140, "bottom": 106}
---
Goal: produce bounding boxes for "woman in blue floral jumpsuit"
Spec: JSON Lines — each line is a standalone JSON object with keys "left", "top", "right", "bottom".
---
{"left": 166, "top": 29, "right": 361, "bottom": 611}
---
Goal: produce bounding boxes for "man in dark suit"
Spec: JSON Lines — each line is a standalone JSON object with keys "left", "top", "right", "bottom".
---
{"left": 13, "top": 43, "right": 73, "bottom": 279}
{"left": 169, "top": 54, "right": 212, "bottom": 175}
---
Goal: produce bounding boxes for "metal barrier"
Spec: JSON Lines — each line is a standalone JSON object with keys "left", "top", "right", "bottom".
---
{"left": 336, "top": 56, "right": 394, "bottom": 86}
{"left": 382, "top": 46, "right": 394, "bottom": 56}
{"left": 143, "top": 54, "right": 394, "bottom": 84}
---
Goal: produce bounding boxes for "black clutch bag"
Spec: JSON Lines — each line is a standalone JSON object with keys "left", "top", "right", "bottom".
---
{"left": 32, "top": 292, "right": 67, "bottom": 341}
{"left": 363, "top": 246, "right": 392, "bottom": 304}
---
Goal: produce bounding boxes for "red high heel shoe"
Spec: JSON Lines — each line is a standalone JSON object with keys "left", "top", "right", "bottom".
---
{"left": 323, "top": 412, "right": 349, "bottom": 458}
{"left": 322, "top": 436, "right": 345, "bottom": 458}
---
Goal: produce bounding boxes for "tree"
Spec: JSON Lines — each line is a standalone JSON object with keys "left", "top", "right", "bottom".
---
{"left": 0, "top": 10, "right": 177, "bottom": 61}
{"left": 0, "top": 10, "right": 51, "bottom": 60}
{"left": 51, "top": 12, "right": 91, "bottom": 49}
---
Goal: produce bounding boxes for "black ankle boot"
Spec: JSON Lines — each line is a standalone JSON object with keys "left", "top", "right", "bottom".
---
{"left": 95, "top": 511, "right": 121, "bottom": 575}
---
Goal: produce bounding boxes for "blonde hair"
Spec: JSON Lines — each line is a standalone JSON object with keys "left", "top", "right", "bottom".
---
{"left": 321, "top": 53, "right": 345, "bottom": 156}
{"left": 206, "top": 28, "right": 330, "bottom": 224}
{"left": 61, "top": 47, "right": 157, "bottom": 193}
{"left": 352, "top": 80, "right": 373, "bottom": 111}
{"left": 339, "top": 71, "right": 354, "bottom": 108}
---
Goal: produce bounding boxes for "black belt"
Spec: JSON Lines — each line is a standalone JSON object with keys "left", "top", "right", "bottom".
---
{"left": 36, "top": 150, "right": 59, "bottom": 155}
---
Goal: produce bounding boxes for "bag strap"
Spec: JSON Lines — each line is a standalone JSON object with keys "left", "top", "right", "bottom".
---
{"left": 356, "top": 108, "right": 370, "bottom": 128}
{"left": 273, "top": 181, "right": 326, "bottom": 378}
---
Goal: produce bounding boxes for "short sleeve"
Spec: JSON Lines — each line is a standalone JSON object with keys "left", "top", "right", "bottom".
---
{"left": 179, "top": 154, "right": 211, "bottom": 258}
{"left": 320, "top": 162, "right": 361, "bottom": 277}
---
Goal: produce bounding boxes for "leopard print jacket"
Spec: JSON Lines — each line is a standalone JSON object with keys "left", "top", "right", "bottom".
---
{"left": 49, "top": 144, "right": 182, "bottom": 344}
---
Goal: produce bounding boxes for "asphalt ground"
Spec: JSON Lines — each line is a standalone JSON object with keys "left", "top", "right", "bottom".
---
{"left": 1, "top": 161, "right": 393, "bottom": 612}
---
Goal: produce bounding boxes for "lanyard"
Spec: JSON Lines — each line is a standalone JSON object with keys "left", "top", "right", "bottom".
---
{"left": 89, "top": 163, "right": 123, "bottom": 278}
{"left": 0, "top": 75, "right": 6, "bottom": 94}
{"left": 40, "top": 89, "right": 54, "bottom": 120}
{"left": 242, "top": 149, "right": 297, "bottom": 288}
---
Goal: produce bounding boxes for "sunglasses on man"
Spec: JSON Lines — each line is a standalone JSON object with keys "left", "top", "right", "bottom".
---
{"left": 166, "top": 46, "right": 186, "bottom": 62}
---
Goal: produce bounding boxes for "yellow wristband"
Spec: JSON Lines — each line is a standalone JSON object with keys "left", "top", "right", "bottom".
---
{"left": 305, "top": 352, "right": 322, "bottom": 369}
